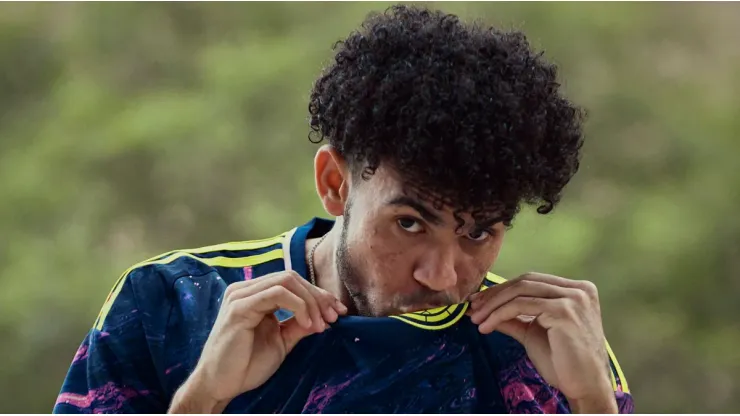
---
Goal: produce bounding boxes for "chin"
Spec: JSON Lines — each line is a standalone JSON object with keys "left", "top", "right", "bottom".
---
{"left": 357, "top": 297, "right": 449, "bottom": 317}
{"left": 360, "top": 304, "right": 403, "bottom": 318}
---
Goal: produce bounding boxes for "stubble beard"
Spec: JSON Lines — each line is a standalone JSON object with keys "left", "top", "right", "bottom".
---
{"left": 335, "top": 200, "right": 378, "bottom": 317}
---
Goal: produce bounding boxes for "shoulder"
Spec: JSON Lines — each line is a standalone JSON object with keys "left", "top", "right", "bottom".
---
{"left": 57, "top": 229, "right": 299, "bottom": 413}
{"left": 95, "top": 231, "right": 290, "bottom": 330}
{"left": 133, "top": 232, "right": 288, "bottom": 283}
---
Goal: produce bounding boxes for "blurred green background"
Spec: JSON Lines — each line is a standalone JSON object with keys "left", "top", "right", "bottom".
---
{"left": 1, "top": 2, "right": 738, "bottom": 413}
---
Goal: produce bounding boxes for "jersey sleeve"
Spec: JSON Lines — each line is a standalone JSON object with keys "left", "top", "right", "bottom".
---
{"left": 53, "top": 270, "right": 168, "bottom": 413}
{"left": 607, "top": 341, "right": 635, "bottom": 413}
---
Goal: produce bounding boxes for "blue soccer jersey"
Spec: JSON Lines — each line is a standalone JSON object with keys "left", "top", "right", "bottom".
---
{"left": 54, "top": 217, "right": 634, "bottom": 413}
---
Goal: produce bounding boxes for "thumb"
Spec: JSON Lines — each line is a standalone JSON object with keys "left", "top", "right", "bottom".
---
{"left": 494, "top": 317, "right": 530, "bottom": 344}
{"left": 280, "top": 317, "right": 319, "bottom": 353}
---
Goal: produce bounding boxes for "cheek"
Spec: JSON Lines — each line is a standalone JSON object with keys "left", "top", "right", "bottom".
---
{"left": 461, "top": 238, "right": 505, "bottom": 284}
{"left": 487, "top": 239, "right": 504, "bottom": 264}
{"left": 489, "top": 234, "right": 505, "bottom": 263}
{"left": 458, "top": 260, "right": 488, "bottom": 287}
{"left": 365, "top": 227, "right": 411, "bottom": 287}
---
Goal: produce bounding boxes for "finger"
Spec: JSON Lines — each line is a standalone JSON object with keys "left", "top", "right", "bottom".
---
{"left": 276, "top": 274, "right": 327, "bottom": 331}
{"left": 226, "top": 272, "right": 325, "bottom": 333}
{"left": 492, "top": 317, "right": 531, "bottom": 343}
{"left": 223, "top": 272, "right": 305, "bottom": 302}
{"left": 232, "top": 285, "right": 313, "bottom": 330}
{"left": 295, "top": 277, "right": 348, "bottom": 323}
{"left": 280, "top": 317, "right": 314, "bottom": 353}
{"left": 478, "top": 296, "right": 570, "bottom": 334}
{"left": 522, "top": 273, "right": 597, "bottom": 293}
{"left": 225, "top": 271, "right": 348, "bottom": 328}
{"left": 222, "top": 277, "right": 262, "bottom": 299}
{"left": 470, "top": 273, "right": 596, "bottom": 302}
{"left": 505, "top": 274, "right": 599, "bottom": 307}
{"left": 468, "top": 277, "right": 517, "bottom": 303}
{"left": 469, "top": 280, "right": 570, "bottom": 324}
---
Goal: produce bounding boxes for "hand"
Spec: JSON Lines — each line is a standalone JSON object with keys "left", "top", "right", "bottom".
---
{"left": 467, "top": 273, "right": 617, "bottom": 414}
{"left": 169, "top": 271, "right": 347, "bottom": 413}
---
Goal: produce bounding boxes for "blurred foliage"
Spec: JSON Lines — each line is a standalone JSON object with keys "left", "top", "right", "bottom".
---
{"left": 0, "top": 2, "right": 738, "bottom": 413}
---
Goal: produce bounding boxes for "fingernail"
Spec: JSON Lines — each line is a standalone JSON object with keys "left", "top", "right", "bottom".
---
{"left": 336, "top": 299, "right": 348, "bottom": 313}
{"left": 306, "top": 318, "right": 313, "bottom": 328}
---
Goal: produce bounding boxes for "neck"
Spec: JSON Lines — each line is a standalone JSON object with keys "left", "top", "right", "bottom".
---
{"left": 305, "top": 224, "right": 354, "bottom": 310}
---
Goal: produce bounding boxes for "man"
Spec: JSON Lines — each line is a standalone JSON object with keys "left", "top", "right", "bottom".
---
{"left": 54, "top": 5, "right": 634, "bottom": 414}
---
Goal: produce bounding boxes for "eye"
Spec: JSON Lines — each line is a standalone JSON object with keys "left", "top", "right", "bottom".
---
{"left": 466, "top": 229, "right": 490, "bottom": 242}
{"left": 397, "top": 217, "right": 424, "bottom": 233}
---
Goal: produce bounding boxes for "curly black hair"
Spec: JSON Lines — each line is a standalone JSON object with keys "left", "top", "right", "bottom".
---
{"left": 308, "top": 4, "right": 585, "bottom": 227}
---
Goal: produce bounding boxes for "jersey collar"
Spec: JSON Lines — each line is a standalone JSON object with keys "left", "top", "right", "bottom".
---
{"left": 283, "top": 217, "right": 496, "bottom": 331}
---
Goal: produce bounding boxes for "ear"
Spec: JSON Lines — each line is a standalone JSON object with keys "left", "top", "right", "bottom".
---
{"left": 314, "top": 145, "right": 350, "bottom": 217}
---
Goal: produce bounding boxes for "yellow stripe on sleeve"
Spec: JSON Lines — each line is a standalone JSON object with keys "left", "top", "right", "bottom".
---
{"left": 606, "top": 339, "right": 630, "bottom": 393}
{"left": 93, "top": 234, "right": 286, "bottom": 331}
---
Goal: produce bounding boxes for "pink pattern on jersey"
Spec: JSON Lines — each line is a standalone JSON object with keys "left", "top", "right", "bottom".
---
{"left": 243, "top": 266, "right": 253, "bottom": 281}
{"left": 55, "top": 382, "right": 150, "bottom": 412}
{"left": 72, "top": 344, "right": 89, "bottom": 364}
{"left": 498, "top": 353, "right": 569, "bottom": 413}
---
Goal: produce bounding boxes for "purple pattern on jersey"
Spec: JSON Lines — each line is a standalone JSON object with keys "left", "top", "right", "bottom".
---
{"left": 499, "top": 354, "right": 570, "bottom": 413}
{"left": 55, "top": 382, "right": 150, "bottom": 413}
{"left": 499, "top": 353, "right": 635, "bottom": 414}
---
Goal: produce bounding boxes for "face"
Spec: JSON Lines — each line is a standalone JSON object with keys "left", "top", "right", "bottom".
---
{"left": 329, "top": 163, "right": 507, "bottom": 317}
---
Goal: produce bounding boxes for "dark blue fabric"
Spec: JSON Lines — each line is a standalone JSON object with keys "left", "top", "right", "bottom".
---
{"left": 225, "top": 316, "right": 506, "bottom": 414}
{"left": 53, "top": 218, "right": 634, "bottom": 414}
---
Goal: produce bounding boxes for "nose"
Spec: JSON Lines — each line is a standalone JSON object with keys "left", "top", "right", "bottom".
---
{"left": 412, "top": 248, "right": 458, "bottom": 292}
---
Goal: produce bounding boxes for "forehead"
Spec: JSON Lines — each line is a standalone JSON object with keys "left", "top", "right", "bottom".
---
{"left": 352, "top": 165, "right": 500, "bottom": 227}
{"left": 361, "top": 165, "right": 405, "bottom": 192}
{"left": 352, "top": 164, "right": 416, "bottom": 204}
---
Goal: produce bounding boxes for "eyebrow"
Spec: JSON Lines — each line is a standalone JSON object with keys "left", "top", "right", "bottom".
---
{"left": 474, "top": 218, "right": 499, "bottom": 231}
{"left": 386, "top": 196, "right": 445, "bottom": 226}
